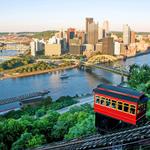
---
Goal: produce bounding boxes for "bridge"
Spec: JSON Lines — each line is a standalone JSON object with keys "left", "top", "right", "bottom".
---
{"left": 0, "top": 56, "right": 18, "bottom": 59}
{"left": 79, "top": 62, "right": 129, "bottom": 77}
{"left": 0, "top": 42, "right": 30, "bottom": 51}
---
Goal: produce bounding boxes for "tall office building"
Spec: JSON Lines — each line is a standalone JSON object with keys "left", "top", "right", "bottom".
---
{"left": 103, "top": 20, "right": 109, "bottom": 37}
{"left": 67, "top": 28, "right": 75, "bottom": 44}
{"left": 76, "top": 31, "right": 86, "bottom": 44}
{"left": 131, "top": 31, "right": 136, "bottom": 43}
{"left": 98, "top": 26, "right": 104, "bottom": 40}
{"left": 30, "top": 39, "right": 45, "bottom": 56}
{"left": 114, "top": 42, "right": 121, "bottom": 55}
{"left": 87, "top": 21, "right": 98, "bottom": 45}
{"left": 102, "top": 37, "right": 114, "bottom": 55}
{"left": 86, "top": 17, "right": 93, "bottom": 33}
{"left": 30, "top": 41, "right": 36, "bottom": 56}
{"left": 85, "top": 18, "right": 93, "bottom": 43}
{"left": 123, "top": 24, "right": 131, "bottom": 45}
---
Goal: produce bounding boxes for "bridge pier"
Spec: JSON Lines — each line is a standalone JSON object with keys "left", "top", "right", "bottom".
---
{"left": 121, "top": 76, "right": 124, "bottom": 83}
{"left": 78, "top": 64, "right": 92, "bottom": 72}
{"left": 85, "top": 66, "right": 92, "bottom": 73}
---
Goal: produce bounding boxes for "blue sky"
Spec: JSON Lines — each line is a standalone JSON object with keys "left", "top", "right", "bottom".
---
{"left": 0, "top": 0, "right": 149, "bottom": 32}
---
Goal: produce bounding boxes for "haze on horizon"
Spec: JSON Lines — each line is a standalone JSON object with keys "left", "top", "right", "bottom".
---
{"left": 0, "top": 0, "right": 150, "bottom": 32}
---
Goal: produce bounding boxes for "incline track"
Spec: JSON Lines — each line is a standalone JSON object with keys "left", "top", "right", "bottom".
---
{"left": 34, "top": 123, "right": 150, "bottom": 150}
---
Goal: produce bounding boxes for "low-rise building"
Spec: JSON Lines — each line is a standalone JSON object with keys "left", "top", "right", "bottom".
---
{"left": 69, "top": 38, "right": 83, "bottom": 55}
{"left": 82, "top": 44, "right": 94, "bottom": 51}
{"left": 45, "top": 36, "right": 67, "bottom": 56}
{"left": 45, "top": 44, "right": 62, "bottom": 56}
{"left": 69, "top": 45, "right": 83, "bottom": 55}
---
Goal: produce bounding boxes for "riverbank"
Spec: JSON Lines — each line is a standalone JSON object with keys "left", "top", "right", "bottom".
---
{"left": 0, "top": 64, "right": 78, "bottom": 80}
{"left": 126, "top": 48, "right": 150, "bottom": 60}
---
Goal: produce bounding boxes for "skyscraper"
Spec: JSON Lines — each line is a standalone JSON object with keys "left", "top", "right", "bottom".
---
{"left": 123, "top": 24, "right": 131, "bottom": 45}
{"left": 98, "top": 26, "right": 103, "bottom": 40}
{"left": 30, "top": 39, "right": 45, "bottom": 56}
{"left": 86, "top": 17, "right": 93, "bottom": 33}
{"left": 131, "top": 31, "right": 136, "bottom": 43}
{"left": 67, "top": 28, "right": 75, "bottom": 44}
{"left": 87, "top": 21, "right": 98, "bottom": 45}
{"left": 76, "top": 31, "right": 86, "bottom": 44}
{"left": 103, "top": 20, "right": 109, "bottom": 37}
{"left": 85, "top": 17, "right": 94, "bottom": 43}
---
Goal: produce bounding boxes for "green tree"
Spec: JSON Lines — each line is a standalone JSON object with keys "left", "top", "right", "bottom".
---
{"left": 2, "top": 119, "right": 25, "bottom": 149}
{"left": 35, "top": 108, "right": 46, "bottom": 118}
{"left": 69, "top": 104, "right": 93, "bottom": 114}
{"left": 11, "top": 132, "right": 46, "bottom": 150}
{"left": 52, "top": 112, "right": 78, "bottom": 140}
{"left": 65, "top": 115, "right": 96, "bottom": 139}
{"left": 128, "top": 64, "right": 150, "bottom": 88}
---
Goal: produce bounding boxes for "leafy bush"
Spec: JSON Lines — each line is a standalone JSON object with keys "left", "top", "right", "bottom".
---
{"left": 49, "top": 96, "right": 77, "bottom": 110}
{"left": 65, "top": 114, "right": 95, "bottom": 139}
{"left": 11, "top": 132, "right": 46, "bottom": 150}
{"left": 0, "top": 56, "right": 34, "bottom": 70}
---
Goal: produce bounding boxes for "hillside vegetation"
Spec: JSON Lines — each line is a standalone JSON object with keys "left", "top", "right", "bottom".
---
{"left": 32, "top": 31, "right": 58, "bottom": 40}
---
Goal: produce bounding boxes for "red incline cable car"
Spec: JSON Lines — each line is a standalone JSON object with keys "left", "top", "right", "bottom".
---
{"left": 93, "top": 84, "right": 148, "bottom": 131}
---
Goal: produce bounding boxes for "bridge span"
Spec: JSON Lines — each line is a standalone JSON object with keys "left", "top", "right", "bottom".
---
{"left": 80, "top": 62, "right": 129, "bottom": 77}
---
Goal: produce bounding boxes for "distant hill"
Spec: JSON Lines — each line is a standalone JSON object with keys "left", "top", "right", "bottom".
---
{"left": 0, "top": 30, "right": 58, "bottom": 40}
{"left": 111, "top": 31, "right": 123, "bottom": 38}
{"left": 111, "top": 31, "right": 150, "bottom": 36}
{"left": 0, "top": 32, "right": 9, "bottom": 35}
{"left": 137, "top": 32, "right": 150, "bottom": 35}
{"left": 32, "top": 30, "right": 58, "bottom": 40}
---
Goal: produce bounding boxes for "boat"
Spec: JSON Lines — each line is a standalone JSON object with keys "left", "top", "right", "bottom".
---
{"left": 60, "top": 73, "right": 69, "bottom": 79}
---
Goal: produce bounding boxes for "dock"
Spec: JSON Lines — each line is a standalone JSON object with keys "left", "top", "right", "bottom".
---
{"left": 0, "top": 90, "right": 50, "bottom": 106}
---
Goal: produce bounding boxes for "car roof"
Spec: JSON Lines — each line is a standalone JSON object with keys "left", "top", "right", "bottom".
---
{"left": 93, "top": 84, "right": 145, "bottom": 102}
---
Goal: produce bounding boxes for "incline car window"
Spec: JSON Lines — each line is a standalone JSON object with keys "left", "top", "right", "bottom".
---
{"left": 118, "top": 102, "right": 122, "bottom": 111}
{"left": 112, "top": 100, "right": 116, "bottom": 109}
{"left": 96, "top": 96, "right": 100, "bottom": 104}
{"left": 124, "top": 103, "right": 129, "bottom": 112}
{"left": 130, "top": 105, "right": 136, "bottom": 114}
{"left": 106, "top": 98, "right": 111, "bottom": 107}
{"left": 100, "top": 97, "right": 105, "bottom": 105}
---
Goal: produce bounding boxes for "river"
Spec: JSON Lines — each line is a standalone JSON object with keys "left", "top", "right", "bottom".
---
{"left": 0, "top": 50, "right": 18, "bottom": 63}
{"left": 0, "top": 53, "right": 150, "bottom": 100}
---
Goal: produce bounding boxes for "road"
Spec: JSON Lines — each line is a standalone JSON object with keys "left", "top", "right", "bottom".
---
{"left": 57, "top": 95, "right": 93, "bottom": 114}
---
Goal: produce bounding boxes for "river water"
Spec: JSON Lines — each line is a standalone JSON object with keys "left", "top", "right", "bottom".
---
{"left": 0, "top": 53, "right": 150, "bottom": 100}
{"left": 0, "top": 50, "right": 18, "bottom": 63}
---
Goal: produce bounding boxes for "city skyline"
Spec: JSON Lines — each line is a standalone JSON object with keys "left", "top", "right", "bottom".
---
{"left": 0, "top": 0, "right": 150, "bottom": 32}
